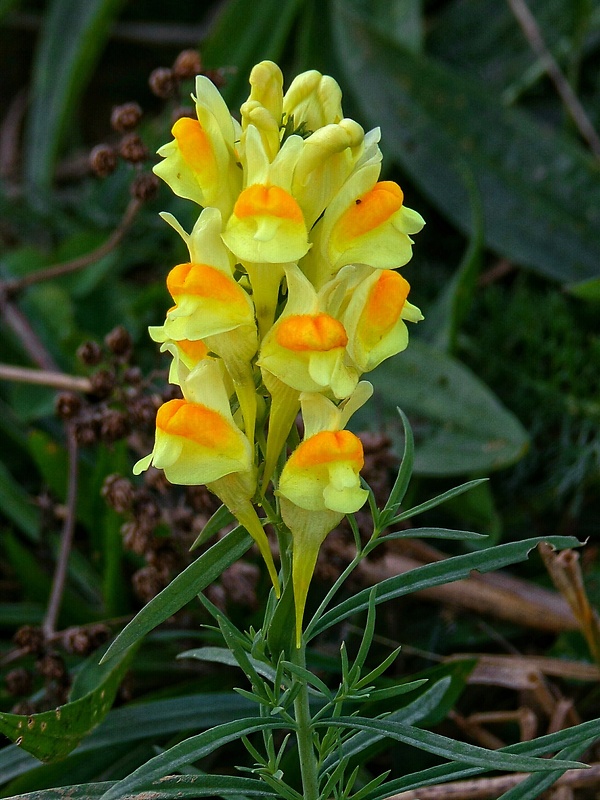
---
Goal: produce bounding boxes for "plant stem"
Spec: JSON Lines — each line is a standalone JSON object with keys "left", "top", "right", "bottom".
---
{"left": 292, "top": 644, "right": 319, "bottom": 800}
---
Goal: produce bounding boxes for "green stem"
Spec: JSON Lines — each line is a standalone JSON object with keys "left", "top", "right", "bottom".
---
{"left": 292, "top": 644, "right": 319, "bottom": 800}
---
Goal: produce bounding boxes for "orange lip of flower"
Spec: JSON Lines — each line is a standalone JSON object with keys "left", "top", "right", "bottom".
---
{"left": 167, "top": 263, "right": 247, "bottom": 307}
{"left": 172, "top": 117, "right": 219, "bottom": 182}
{"left": 233, "top": 184, "right": 304, "bottom": 223}
{"left": 360, "top": 271, "right": 410, "bottom": 345}
{"left": 334, "top": 181, "right": 404, "bottom": 243}
{"left": 157, "top": 398, "right": 238, "bottom": 451}
{"left": 176, "top": 338, "right": 209, "bottom": 360}
{"left": 290, "top": 430, "right": 364, "bottom": 469}
{"left": 276, "top": 314, "right": 348, "bottom": 352}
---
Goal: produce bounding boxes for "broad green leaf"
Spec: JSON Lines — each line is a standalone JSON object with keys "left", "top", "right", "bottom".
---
{"left": 0, "top": 693, "right": 259, "bottom": 786}
{"left": 2, "top": 775, "right": 278, "bottom": 800}
{"left": 101, "top": 718, "right": 289, "bottom": 800}
{"left": 202, "top": 0, "right": 306, "bottom": 107}
{"left": 0, "top": 641, "right": 135, "bottom": 761}
{"left": 352, "top": 340, "right": 529, "bottom": 475}
{"left": 363, "top": 717, "right": 600, "bottom": 800}
{"left": 24, "top": 0, "right": 125, "bottom": 199}
{"left": 317, "top": 717, "right": 584, "bottom": 772}
{"left": 0, "top": 459, "right": 40, "bottom": 540}
{"left": 333, "top": 1, "right": 600, "bottom": 283}
{"left": 101, "top": 527, "right": 252, "bottom": 663}
{"left": 309, "top": 535, "right": 579, "bottom": 637}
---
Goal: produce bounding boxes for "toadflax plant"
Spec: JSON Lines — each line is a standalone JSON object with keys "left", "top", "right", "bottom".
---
{"left": 2, "top": 61, "right": 597, "bottom": 800}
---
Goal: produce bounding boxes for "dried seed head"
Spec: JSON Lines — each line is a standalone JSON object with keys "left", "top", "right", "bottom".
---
{"left": 5, "top": 668, "right": 33, "bottom": 697}
{"left": 89, "top": 144, "right": 118, "bottom": 177}
{"left": 131, "top": 172, "right": 160, "bottom": 202}
{"left": 105, "top": 325, "right": 132, "bottom": 357}
{"left": 36, "top": 652, "right": 67, "bottom": 682}
{"left": 62, "top": 624, "right": 110, "bottom": 655}
{"left": 55, "top": 391, "right": 82, "bottom": 420}
{"left": 119, "top": 132, "right": 148, "bottom": 164}
{"left": 110, "top": 101, "right": 143, "bottom": 133}
{"left": 13, "top": 625, "right": 45, "bottom": 655}
{"left": 77, "top": 340, "right": 103, "bottom": 367}
{"left": 122, "top": 520, "right": 151, "bottom": 556}
{"left": 88, "top": 369, "right": 116, "bottom": 400}
{"left": 123, "top": 366, "right": 142, "bottom": 385}
{"left": 172, "top": 49, "right": 202, "bottom": 79}
{"left": 102, "top": 474, "right": 135, "bottom": 513}
{"left": 100, "top": 408, "right": 129, "bottom": 443}
{"left": 149, "top": 67, "right": 178, "bottom": 99}
{"left": 74, "top": 417, "right": 100, "bottom": 447}
{"left": 132, "top": 565, "right": 166, "bottom": 602}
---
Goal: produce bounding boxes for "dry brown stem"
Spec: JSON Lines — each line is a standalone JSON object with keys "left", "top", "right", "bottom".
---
{"left": 356, "top": 548, "right": 578, "bottom": 634}
{"left": 1, "top": 198, "right": 142, "bottom": 296}
{"left": 506, "top": 0, "right": 600, "bottom": 157}
{"left": 384, "top": 763, "right": 600, "bottom": 800}
{"left": 0, "top": 363, "right": 92, "bottom": 393}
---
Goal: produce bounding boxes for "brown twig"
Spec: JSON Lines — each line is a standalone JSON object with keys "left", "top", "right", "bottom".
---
{"left": 538, "top": 544, "right": 600, "bottom": 667}
{"left": 0, "top": 289, "right": 59, "bottom": 370}
{"left": 1, "top": 197, "right": 142, "bottom": 297}
{"left": 0, "top": 363, "right": 92, "bottom": 393}
{"left": 384, "top": 763, "right": 600, "bottom": 800}
{"left": 506, "top": 0, "right": 600, "bottom": 158}
{"left": 42, "top": 425, "right": 79, "bottom": 638}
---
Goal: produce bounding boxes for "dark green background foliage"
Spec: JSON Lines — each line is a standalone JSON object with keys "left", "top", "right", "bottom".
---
{"left": 0, "top": 0, "right": 599, "bottom": 796}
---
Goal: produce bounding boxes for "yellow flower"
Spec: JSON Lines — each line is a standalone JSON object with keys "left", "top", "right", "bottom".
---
{"left": 240, "top": 61, "right": 283, "bottom": 161}
{"left": 276, "top": 388, "right": 372, "bottom": 646}
{"left": 222, "top": 126, "right": 309, "bottom": 264}
{"left": 134, "top": 361, "right": 279, "bottom": 594}
{"left": 282, "top": 69, "right": 344, "bottom": 131}
{"left": 339, "top": 267, "right": 423, "bottom": 373}
{"left": 153, "top": 77, "right": 242, "bottom": 217}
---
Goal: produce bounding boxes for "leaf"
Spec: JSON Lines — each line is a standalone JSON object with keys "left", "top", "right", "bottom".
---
{"left": 351, "top": 340, "right": 529, "bottom": 475}
{"left": 317, "top": 716, "right": 584, "bottom": 772}
{"left": 101, "top": 527, "right": 252, "bottom": 664}
{"left": 0, "top": 693, "right": 260, "bottom": 786}
{"left": 333, "top": 1, "right": 600, "bottom": 283}
{"left": 309, "top": 535, "right": 580, "bottom": 637}
{"left": 202, "top": 0, "right": 306, "bottom": 108}
{"left": 382, "top": 527, "right": 487, "bottom": 543}
{"left": 24, "top": 0, "right": 125, "bottom": 199}
{"left": 0, "top": 641, "right": 135, "bottom": 762}
{"left": 1, "top": 774, "right": 278, "bottom": 800}
{"left": 566, "top": 276, "right": 600, "bottom": 301}
{"left": 362, "top": 717, "right": 600, "bottom": 800}
{"left": 100, "top": 718, "right": 289, "bottom": 800}
{"left": 178, "top": 646, "right": 278, "bottom": 684}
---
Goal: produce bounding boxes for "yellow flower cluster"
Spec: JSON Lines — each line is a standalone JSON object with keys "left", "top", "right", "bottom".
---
{"left": 134, "top": 61, "right": 424, "bottom": 644}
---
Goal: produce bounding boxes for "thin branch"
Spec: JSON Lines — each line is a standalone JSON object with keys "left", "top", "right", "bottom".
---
{"left": 385, "top": 763, "right": 600, "bottom": 800}
{"left": 0, "top": 289, "right": 59, "bottom": 370}
{"left": 43, "top": 425, "right": 79, "bottom": 638}
{"left": 1, "top": 198, "right": 142, "bottom": 296}
{"left": 506, "top": 0, "right": 600, "bottom": 158}
{"left": 0, "top": 363, "right": 92, "bottom": 392}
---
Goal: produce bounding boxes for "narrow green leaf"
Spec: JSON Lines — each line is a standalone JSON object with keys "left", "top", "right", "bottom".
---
{"left": 1, "top": 774, "right": 279, "bottom": 800}
{"left": 100, "top": 718, "right": 289, "bottom": 800}
{"left": 322, "top": 676, "right": 452, "bottom": 770}
{"left": 333, "top": 1, "right": 600, "bottom": 283}
{"left": 0, "top": 641, "right": 134, "bottom": 761}
{"left": 310, "top": 535, "right": 580, "bottom": 637}
{"left": 566, "top": 276, "right": 600, "bottom": 302}
{"left": 24, "top": 0, "right": 125, "bottom": 198}
{"left": 382, "top": 527, "right": 487, "bottom": 542}
{"left": 389, "top": 479, "right": 488, "bottom": 523}
{"left": 178, "top": 646, "right": 277, "bottom": 684}
{"left": 318, "top": 716, "right": 584, "bottom": 772}
{"left": 101, "top": 527, "right": 252, "bottom": 664}
{"left": 378, "top": 408, "right": 414, "bottom": 526}
{"left": 358, "top": 680, "right": 429, "bottom": 703}
{"left": 362, "top": 717, "right": 600, "bottom": 800}
{"left": 190, "top": 504, "right": 235, "bottom": 550}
